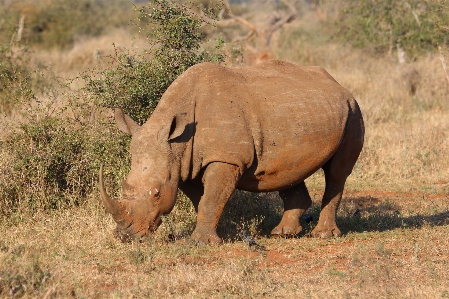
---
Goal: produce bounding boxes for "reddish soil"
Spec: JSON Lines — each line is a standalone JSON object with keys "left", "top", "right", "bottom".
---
{"left": 213, "top": 190, "right": 448, "bottom": 271}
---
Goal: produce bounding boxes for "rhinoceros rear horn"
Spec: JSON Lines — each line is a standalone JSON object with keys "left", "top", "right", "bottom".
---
{"left": 114, "top": 108, "right": 141, "bottom": 135}
{"left": 99, "top": 165, "right": 126, "bottom": 221}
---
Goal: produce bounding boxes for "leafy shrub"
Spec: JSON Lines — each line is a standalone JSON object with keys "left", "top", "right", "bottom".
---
{"left": 85, "top": 0, "right": 224, "bottom": 123}
{"left": 0, "top": 0, "right": 225, "bottom": 218}
{"left": 329, "top": 0, "right": 449, "bottom": 57}
{"left": 0, "top": 102, "right": 131, "bottom": 216}
{"left": 0, "top": 4, "right": 129, "bottom": 217}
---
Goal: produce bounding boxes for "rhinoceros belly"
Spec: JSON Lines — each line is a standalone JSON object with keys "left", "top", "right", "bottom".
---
{"left": 237, "top": 91, "right": 348, "bottom": 192}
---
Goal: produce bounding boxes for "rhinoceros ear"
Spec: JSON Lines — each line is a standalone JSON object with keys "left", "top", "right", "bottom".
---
{"left": 114, "top": 108, "right": 141, "bottom": 135}
{"left": 158, "top": 113, "right": 189, "bottom": 142}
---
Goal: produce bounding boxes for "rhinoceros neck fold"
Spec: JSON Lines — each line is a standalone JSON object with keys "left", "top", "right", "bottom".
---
{"left": 150, "top": 93, "right": 197, "bottom": 183}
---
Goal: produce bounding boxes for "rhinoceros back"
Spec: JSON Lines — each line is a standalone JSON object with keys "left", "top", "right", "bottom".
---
{"left": 168, "top": 61, "right": 355, "bottom": 191}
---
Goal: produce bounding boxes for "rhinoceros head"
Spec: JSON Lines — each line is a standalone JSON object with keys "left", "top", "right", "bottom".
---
{"left": 99, "top": 109, "right": 189, "bottom": 242}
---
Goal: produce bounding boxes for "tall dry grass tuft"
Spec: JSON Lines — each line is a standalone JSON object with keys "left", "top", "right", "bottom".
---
{"left": 337, "top": 54, "right": 449, "bottom": 190}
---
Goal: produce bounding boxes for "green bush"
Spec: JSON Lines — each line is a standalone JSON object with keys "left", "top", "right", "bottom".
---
{"left": 84, "top": 0, "right": 224, "bottom": 123}
{"left": 329, "top": 0, "right": 449, "bottom": 57}
{"left": 0, "top": 102, "right": 131, "bottom": 216}
{"left": 0, "top": 0, "right": 225, "bottom": 218}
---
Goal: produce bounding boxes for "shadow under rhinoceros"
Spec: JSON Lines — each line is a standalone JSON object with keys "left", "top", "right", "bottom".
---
{"left": 167, "top": 192, "right": 448, "bottom": 243}
{"left": 299, "top": 195, "right": 449, "bottom": 237}
{"left": 216, "top": 190, "right": 284, "bottom": 241}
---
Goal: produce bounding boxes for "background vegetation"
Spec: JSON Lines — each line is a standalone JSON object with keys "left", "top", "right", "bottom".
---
{"left": 0, "top": 0, "right": 448, "bottom": 297}
{"left": 0, "top": 0, "right": 224, "bottom": 217}
{"left": 85, "top": 0, "right": 224, "bottom": 124}
{"left": 328, "top": 0, "right": 449, "bottom": 58}
{"left": 4, "top": 0, "right": 135, "bottom": 49}
{"left": 0, "top": 7, "right": 34, "bottom": 114}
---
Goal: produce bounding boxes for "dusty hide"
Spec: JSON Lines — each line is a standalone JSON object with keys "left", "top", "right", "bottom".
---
{"left": 144, "top": 60, "right": 360, "bottom": 191}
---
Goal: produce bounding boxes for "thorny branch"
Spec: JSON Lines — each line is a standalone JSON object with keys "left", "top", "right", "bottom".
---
{"left": 200, "top": 0, "right": 297, "bottom": 51}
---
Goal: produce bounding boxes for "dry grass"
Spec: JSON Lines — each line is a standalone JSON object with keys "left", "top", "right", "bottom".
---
{"left": 1, "top": 192, "right": 448, "bottom": 298}
{"left": 33, "top": 28, "right": 148, "bottom": 77}
{"left": 1, "top": 5, "right": 449, "bottom": 298}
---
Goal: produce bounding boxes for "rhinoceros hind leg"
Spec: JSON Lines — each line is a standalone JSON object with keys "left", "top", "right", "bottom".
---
{"left": 191, "top": 162, "right": 240, "bottom": 244}
{"left": 271, "top": 182, "right": 312, "bottom": 237}
{"left": 312, "top": 160, "right": 356, "bottom": 239}
{"left": 312, "top": 103, "right": 364, "bottom": 239}
{"left": 310, "top": 175, "right": 345, "bottom": 239}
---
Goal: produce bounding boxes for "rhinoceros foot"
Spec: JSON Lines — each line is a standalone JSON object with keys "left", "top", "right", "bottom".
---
{"left": 270, "top": 222, "right": 302, "bottom": 237}
{"left": 191, "top": 227, "right": 222, "bottom": 245}
{"left": 311, "top": 225, "right": 342, "bottom": 239}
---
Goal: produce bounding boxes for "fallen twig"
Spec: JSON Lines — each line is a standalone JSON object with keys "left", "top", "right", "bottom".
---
{"left": 438, "top": 45, "right": 449, "bottom": 86}
{"left": 17, "top": 14, "right": 26, "bottom": 42}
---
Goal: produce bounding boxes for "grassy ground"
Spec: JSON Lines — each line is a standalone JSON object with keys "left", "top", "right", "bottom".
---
{"left": 1, "top": 191, "right": 448, "bottom": 298}
{"left": 1, "top": 3, "right": 449, "bottom": 298}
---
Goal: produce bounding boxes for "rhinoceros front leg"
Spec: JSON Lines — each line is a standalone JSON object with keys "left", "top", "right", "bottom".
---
{"left": 271, "top": 182, "right": 312, "bottom": 237}
{"left": 191, "top": 162, "right": 240, "bottom": 244}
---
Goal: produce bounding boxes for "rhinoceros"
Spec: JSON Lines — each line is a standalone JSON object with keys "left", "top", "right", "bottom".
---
{"left": 99, "top": 60, "right": 364, "bottom": 243}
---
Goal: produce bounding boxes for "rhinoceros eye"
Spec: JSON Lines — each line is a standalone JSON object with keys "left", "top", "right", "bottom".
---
{"left": 149, "top": 188, "right": 160, "bottom": 197}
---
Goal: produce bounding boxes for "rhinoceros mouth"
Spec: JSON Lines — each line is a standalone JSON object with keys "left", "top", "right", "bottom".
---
{"left": 114, "top": 214, "right": 162, "bottom": 242}
{"left": 151, "top": 216, "right": 162, "bottom": 231}
{"left": 100, "top": 165, "right": 165, "bottom": 241}
{"left": 143, "top": 215, "right": 162, "bottom": 235}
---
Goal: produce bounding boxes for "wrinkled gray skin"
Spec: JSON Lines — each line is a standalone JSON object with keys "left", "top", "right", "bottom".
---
{"left": 99, "top": 60, "right": 364, "bottom": 243}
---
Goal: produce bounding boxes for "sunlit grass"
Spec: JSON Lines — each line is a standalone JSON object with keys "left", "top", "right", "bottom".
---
{"left": 1, "top": 1, "right": 449, "bottom": 297}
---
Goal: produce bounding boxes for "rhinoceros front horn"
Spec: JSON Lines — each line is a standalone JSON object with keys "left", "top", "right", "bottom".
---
{"left": 99, "top": 165, "right": 126, "bottom": 222}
